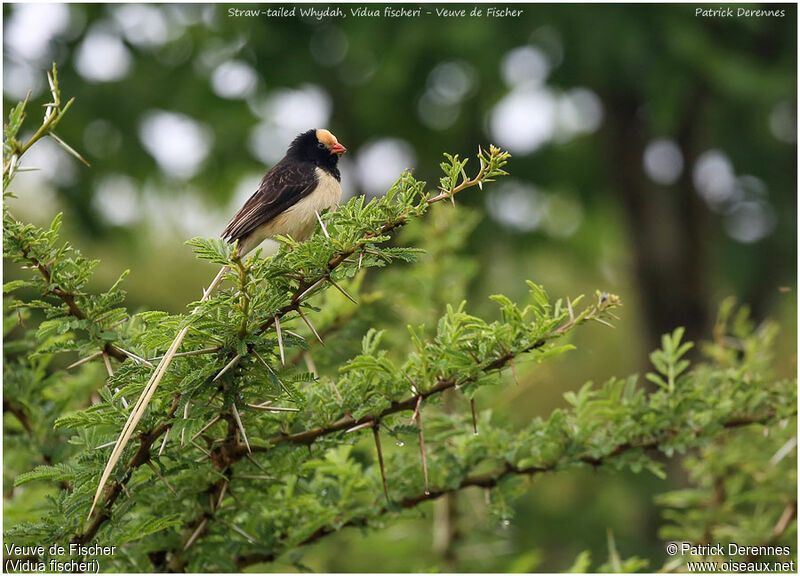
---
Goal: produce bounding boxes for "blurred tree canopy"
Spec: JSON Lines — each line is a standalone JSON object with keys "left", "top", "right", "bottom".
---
{"left": 2, "top": 3, "right": 797, "bottom": 572}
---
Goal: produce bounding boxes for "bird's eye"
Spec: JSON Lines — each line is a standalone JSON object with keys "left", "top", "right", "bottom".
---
{"left": 317, "top": 142, "right": 326, "bottom": 149}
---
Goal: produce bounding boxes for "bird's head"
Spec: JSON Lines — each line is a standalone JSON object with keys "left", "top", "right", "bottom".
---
{"left": 288, "top": 129, "right": 346, "bottom": 167}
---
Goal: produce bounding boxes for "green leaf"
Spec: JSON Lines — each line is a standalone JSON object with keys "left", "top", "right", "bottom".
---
{"left": 186, "top": 237, "right": 232, "bottom": 265}
{"left": 15, "top": 464, "right": 75, "bottom": 486}
{"left": 118, "top": 514, "right": 183, "bottom": 543}
{"left": 567, "top": 551, "right": 592, "bottom": 573}
{"left": 4, "top": 97, "right": 27, "bottom": 143}
{"left": 3, "top": 280, "right": 29, "bottom": 293}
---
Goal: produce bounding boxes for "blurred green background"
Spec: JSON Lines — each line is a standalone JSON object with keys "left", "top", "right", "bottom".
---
{"left": 3, "top": 3, "right": 796, "bottom": 572}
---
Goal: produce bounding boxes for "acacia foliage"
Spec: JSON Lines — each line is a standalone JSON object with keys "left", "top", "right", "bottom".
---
{"left": 3, "top": 69, "right": 795, "bottom": 573}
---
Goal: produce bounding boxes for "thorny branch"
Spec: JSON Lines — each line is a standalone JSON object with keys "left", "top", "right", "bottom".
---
{"left": 155, "top": 297, "right": 619, "bottom": 568}
{"left": 78, "top": 287, "right": 600, "bottom": 556}
{"left": 232, "top": 412, "right": 779, "bottom": 571}
{"left": 3, "top": 65, "right": 87, "bottom": 189}
{"left": 8, "top": 234, "right": 126, "bottom": 362}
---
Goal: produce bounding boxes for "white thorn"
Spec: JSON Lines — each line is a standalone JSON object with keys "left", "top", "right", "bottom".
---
{"left": 315, "top": 210, "right": 330, "bottom": 238}
{"left": 212, "top": 354, "right": 242, "bottom": 382}
{"left": 231, "top": 403, "right": 251, "bottom": 453}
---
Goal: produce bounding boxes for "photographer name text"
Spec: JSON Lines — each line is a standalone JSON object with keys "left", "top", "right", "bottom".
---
{"left": 665, "top": 542, "right": 795, "bottom": 573}
{"left": 696, "top": 7, "right": 785, "bottom": 18}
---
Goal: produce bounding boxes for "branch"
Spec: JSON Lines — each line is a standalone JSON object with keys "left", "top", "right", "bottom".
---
{"left": 234, "top": 411, "right": 778, "bottom": 570}
{"left": 9, "top": 236, "right": 125, "bottom": 362}
{"left": 157, "top": 297, "right": 618, "bottom": 563}
{"left": 3, "top": 64, "right": 87, "bottom": 189}
{"left": 246, "top": 298, "right": 604, "bottom": 452}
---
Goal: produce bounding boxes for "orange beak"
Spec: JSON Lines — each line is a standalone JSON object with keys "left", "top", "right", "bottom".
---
{"left": 329, "top": 142, "right": 346, "bottom": 155}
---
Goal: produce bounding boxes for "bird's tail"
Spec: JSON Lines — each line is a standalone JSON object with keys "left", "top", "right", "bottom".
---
{"left": 88, "top": 265, "right": 230, "bottom": 520}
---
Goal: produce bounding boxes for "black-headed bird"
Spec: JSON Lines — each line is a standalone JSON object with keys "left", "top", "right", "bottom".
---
{"left": 223, "top": 128, "right": 346, "bottom": 255}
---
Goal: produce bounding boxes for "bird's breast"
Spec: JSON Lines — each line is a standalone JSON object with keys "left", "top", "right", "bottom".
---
{"left": 306, "top": 167, "right": 343, "bottom": 214}
{"left": 255, "top": 167, "right": 342, "bottom": 244}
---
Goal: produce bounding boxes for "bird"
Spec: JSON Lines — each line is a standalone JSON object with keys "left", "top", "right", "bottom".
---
{"left": 223, "top": 128, "right": 346, "bottom": 256}
{"left": 89, "top": 129, "right": 347, "bottom": 519}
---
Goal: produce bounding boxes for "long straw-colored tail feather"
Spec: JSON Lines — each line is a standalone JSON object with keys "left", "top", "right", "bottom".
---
{"left": 87, "top": 265, "right": 229, "bottom": 520}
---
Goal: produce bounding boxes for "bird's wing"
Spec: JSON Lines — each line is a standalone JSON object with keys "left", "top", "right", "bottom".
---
{"left": 222, "top": 160, "right": 319, "bottom": 243}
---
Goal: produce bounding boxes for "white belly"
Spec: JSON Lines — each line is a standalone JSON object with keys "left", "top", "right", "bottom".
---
{"left": 240, "top": 167, "right": 342, "bottom": 254}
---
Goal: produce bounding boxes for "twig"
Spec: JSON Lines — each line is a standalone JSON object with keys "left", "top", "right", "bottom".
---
{"left": 246, "top": 404, "right": 299, "bottom": 412}
{"left": 297, "top": 308, "right": 324, "bottom": 346}
{"left": 327, "top": 277, "right": 357, "bottom": 304}
{"left": 274, "top": 316, "right": 285, "bottom": 365}
{"left": 212, "top": 354, "right": 241, "bottom": 382}
{"left": 81, "top": 148, "right": 518, "bottom": 545}
{"left": 10, "top": 242, "right": 126, "bottom": 363}
{"left": 183, "top": 518, "right": 209, "bottom": 551}
{"left": 372, "top": 424, "right": 390, "bottom": 502}
{"left": 415, "top": 396, "right": 430, "bottom": 494}
{"left": 149, "top": 347, "right": 220, "bottom": 361}
{"left": 231, "top": 404, "right": 251, "bottom": 453}
{"left": 241, "top": 306, "right": 617, "bottom": 454}
{"left": 235, "top": 412, "right": 780, "bottom": 570}
{"left": 72, "top": 399, "right": 180, "bottom": 546}
{"left": 66, "top": 351, "right": 103, "bottom": 370}
{"left": 470, "top": 398, "right": 478, "bottom": 435}
{"left": 146, "top": 461, "right": 176, "bottom": 495}
{"left": 191, "top": 416, "right": 222, "bottom": 443}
